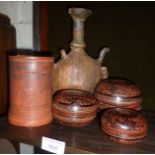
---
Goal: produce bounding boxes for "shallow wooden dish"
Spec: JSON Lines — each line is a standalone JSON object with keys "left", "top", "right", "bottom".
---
{"left": 101, "top": 108, "right": 147, "bottom": 144}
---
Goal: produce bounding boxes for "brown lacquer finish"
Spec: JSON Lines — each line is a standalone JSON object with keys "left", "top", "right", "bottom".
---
{"left": 0, "top": 13, "right": 16, "bottom": 115}
{"left": 52, "top": 8, "right": 109, "bottom": 94}
{"left": 53, "top": 89, "right": 97, "bottom": 127}
{"left": 8, "top": 53, "right": 54, "bottom": 127}
{"left": 95, "top": 78, "right": 142, "bottom": 110}
{"left": 101, "top": 108, "right": 147, "bottom": 144}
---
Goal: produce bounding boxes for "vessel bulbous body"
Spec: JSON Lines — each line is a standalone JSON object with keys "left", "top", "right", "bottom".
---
{"left": 52, "top": 8, "right": 109, "bottom": 94}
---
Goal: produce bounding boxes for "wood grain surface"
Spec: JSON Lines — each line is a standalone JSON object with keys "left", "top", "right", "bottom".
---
{"left": 8, "top": 55, "right": 54, "bottom": 127}
{"left": 52, "top": 8, "right": 109, "bottom": 94}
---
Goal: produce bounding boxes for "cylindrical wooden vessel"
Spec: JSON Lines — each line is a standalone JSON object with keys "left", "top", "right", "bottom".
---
{"left": 101, "top": 108, "right": 147, "bottom": 144}
{"left": 53, "top": 89, "right": 97, "bottom": 127}
{"left": 95, "top": 78, "right": 142, "bottom": 110}
{"left": 8, "top": 52, "right": 54, "bottom": 127}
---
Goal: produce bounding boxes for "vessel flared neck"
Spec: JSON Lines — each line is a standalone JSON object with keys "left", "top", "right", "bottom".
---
{"left": 68, "top": 8, "right": 92, "bottom": 49}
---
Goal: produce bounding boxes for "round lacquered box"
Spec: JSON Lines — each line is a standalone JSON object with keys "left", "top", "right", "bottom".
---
{"left": 101, "top": 108, "right": 147, "bottom": 144}
{"left": 95, "top": 78, "right": 142, "bottom": 110}
{"left": 53, "top": 89, "right": 97, "bottom": 127}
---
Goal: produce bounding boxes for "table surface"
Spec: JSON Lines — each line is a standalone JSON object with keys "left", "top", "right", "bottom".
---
{"left": 0, "top": 111, "right": 154, "bottom": 154}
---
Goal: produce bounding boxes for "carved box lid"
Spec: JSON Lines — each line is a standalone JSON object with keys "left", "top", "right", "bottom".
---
{"left": 101, "top": 108, "right": 147, "bottom": 144}
{"left": 53, "top": 89, "right": 97, "bottom": 127}
{"left": 95, "top": 78, "right": 142, "bottom": 110}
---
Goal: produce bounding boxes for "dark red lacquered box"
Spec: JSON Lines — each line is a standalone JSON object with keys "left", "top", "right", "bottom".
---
{"left": 95, "top": 78, "right": 142, "bottom": 110}
{"left": 101, "top": 108, "right": 147, "bottom": 144}
{"left": 53, "top": 89, "right": 97, "bottom": 127}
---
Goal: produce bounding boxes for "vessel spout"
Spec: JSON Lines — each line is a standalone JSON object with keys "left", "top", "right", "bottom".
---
{"left": 98, "top": 47, "right": 110, "bottom": 64}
